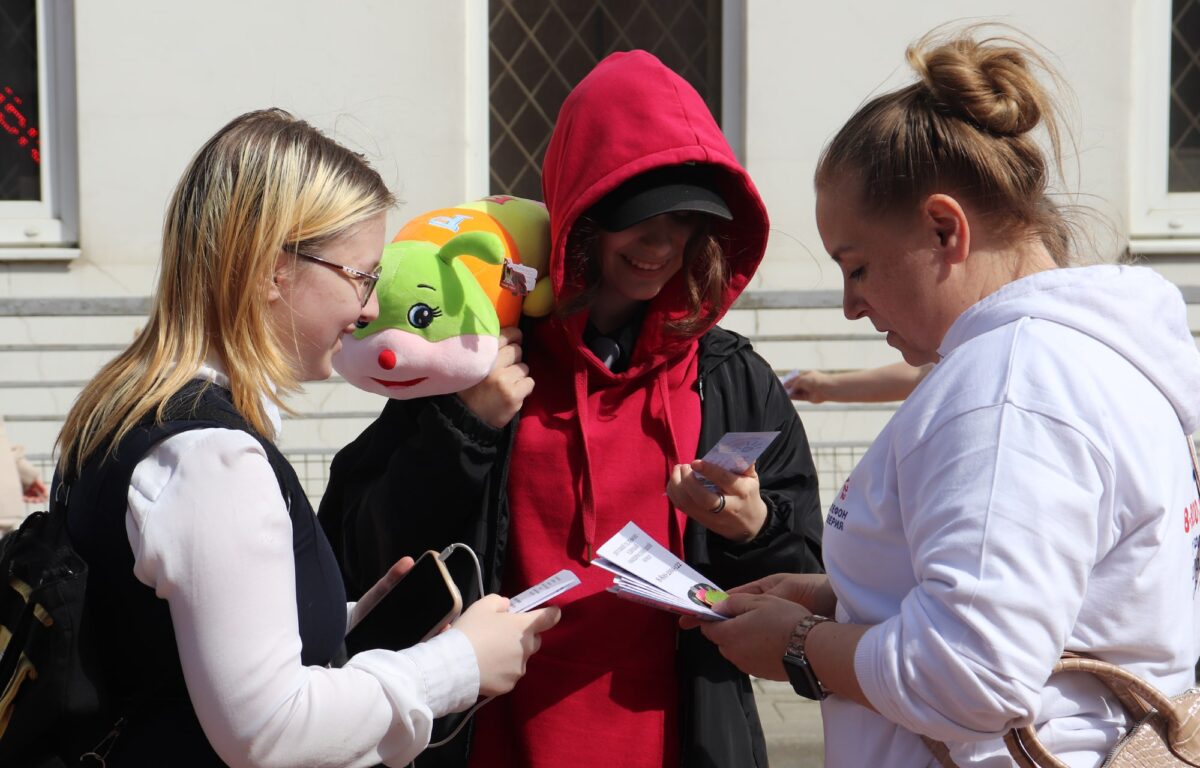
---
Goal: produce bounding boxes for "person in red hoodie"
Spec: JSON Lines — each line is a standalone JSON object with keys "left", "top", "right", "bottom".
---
{"left": 320, "top": 50, "right": 824, "bottom": 767}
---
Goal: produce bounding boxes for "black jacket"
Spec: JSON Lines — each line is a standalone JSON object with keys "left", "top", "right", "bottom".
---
{"left": 319, "top": 326, "right": 823, "bottom": 767}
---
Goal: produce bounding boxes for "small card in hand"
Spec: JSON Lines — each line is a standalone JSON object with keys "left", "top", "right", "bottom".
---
{"left": 692, "top": 431, "right": 781, "bottom": 493}
{"left": 508, "top": 569, "right": 580, "bottom": 613}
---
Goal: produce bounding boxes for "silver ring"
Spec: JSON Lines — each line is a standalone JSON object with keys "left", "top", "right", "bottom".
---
{"left": 709, "top": 495, "right": 726, "bottom": 514}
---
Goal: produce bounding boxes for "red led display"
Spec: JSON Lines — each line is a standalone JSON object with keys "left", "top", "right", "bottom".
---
{"left": 0, "top": 86, "right": 40, "bottom": 164}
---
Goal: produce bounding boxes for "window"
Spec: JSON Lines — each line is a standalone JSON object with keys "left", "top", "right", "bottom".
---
{"left": 0, "top": 0, "right": 78, "bottom": 258}
{"left": 486, "top": 0, "right": 731, "bottom": 200}
{"left": 1133, "top": 0, "right": 1200, "bottom": 242}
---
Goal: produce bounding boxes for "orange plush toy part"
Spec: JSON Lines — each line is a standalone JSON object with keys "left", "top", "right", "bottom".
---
{"left": 392, "top": 195, "right": 553, "bottom": 325}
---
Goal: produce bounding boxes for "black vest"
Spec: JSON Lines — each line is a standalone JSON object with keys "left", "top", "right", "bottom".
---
{"left": 64, "top": 382, "right": 346, "bottom": 766}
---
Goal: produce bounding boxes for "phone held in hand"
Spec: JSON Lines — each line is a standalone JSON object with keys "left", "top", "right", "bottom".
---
{"left": 346, "top": 550, "right": 463, "bottom": 654}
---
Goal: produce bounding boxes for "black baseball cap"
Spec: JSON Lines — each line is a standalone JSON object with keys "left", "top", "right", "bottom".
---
{"left": 587, "top": 164, "right": 732, "bottom": 232}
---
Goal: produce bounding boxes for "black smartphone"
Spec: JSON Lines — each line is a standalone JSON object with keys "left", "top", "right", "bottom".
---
{"left": 345, "top": 550, "right": 464, "bottom": 654}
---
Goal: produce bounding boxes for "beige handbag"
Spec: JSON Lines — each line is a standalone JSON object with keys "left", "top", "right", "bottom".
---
{"left": 923, "top": 437, "right": 1200, "bottom": 767}
{"left": 1007, "top": 654, "right": 1200, "bottom": 767}
{"left": 925, "top": 654, "right": 1200, "bottom": 766}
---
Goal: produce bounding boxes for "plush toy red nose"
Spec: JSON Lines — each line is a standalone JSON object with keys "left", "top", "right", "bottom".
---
{"left": 378, "top": 349, "right": 397, "bottom": 370}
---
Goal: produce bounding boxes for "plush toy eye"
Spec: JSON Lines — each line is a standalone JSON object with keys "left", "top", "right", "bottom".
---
{"left": 355, "top": 320, "right": 370, "bottom": 329}
{"left": 407, "top": 303, "right": 440, "bottom": 329}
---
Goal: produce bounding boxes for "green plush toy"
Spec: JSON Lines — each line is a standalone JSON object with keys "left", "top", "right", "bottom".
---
{"left": 332, "top": 196, "right": 550, "bottom": 399}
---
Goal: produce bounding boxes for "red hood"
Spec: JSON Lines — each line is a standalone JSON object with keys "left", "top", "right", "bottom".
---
{"left": 541, "top": 50, "right": 769, "bottom": 369}
{"left": 504, "top": 51, "right": 770, "bottom": 579}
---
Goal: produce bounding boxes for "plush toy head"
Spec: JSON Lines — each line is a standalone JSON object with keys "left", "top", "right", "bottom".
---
{"left": 393, "top": 195, "right": 553, "bottom": 324}
{"left": 332, "top": 196, "right": 551, "bottom": 399}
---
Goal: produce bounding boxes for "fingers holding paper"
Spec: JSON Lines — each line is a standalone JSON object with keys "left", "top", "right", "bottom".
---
{"left": 699, "top": 592, "right": 810, "bottom": 681}
{"left": 730, "top": 573, "right": 838, "bottom": 616}
{"left": 666, "top": 459, "right": 768, "bottom": 543}
{"left": 454, "top": 595, "right": 562, "bottom": 698}
{"left": 679, "top": 573, "right": 835, "bottom": 630}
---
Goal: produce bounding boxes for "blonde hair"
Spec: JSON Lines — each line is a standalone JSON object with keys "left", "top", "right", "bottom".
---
{"left": 58, "top": 108, "right": 394, "bottom": 476}
{"left": 815, "top": 25, "right": 1076, "bottom": 266}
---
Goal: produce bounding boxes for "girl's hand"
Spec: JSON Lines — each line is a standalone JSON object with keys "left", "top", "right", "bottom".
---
{"left": 666, "top": 460, "right": 768, "bottom": 544}
{"left": 457, "top": 327, "right": 535, "bottom": 429}
{"left": 452, "top": 595, "right": 561, "bottom": 697}
{"left": 348, "top": 556, "right": 415, "bottom": 632}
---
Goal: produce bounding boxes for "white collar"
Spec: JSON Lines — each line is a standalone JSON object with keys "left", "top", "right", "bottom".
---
{"left": 196, "top": 359, "right": 284, "bottom": 436}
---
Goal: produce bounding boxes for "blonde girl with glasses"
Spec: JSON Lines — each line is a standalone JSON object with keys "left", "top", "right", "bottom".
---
{"left": 50, "top": 109, "right": 558, "bottom": 768}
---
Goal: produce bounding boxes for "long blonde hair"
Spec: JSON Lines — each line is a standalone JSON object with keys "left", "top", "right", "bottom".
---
{"left": 57, "top": 108, "right": 394, "bottom": 476}
{"left": 816, "top": 25, "right": 1076, "bottom": 266}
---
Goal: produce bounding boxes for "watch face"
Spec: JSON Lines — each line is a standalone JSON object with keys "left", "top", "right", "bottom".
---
{"left": 783, "top": 655, "right": 826, "bottom": 701}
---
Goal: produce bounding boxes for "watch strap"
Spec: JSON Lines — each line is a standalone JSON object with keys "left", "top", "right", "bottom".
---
{"left": 787, "top": 614, "right": 833, "bottom": 659}
{"left": 783, "top": 614, "right": 834, "bottom": 700}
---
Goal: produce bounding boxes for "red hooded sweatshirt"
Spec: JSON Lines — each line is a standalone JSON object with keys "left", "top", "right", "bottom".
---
{"left": 469, "top": 51, "right": 769, "bottom": 768}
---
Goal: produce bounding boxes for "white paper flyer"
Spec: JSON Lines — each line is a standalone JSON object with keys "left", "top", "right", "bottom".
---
{"left": 593, "top": 522, "right": 728, "bottom": 621}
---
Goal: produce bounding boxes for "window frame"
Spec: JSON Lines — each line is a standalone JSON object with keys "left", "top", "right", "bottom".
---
{"left": 0, "top": 0, "right": 79, "bottom": 259}
{"left": 469, "top": 0, "right": 746, "bottom": 200}
{"left": 1132, "top": 0, "right": 1200, "bottom": 243}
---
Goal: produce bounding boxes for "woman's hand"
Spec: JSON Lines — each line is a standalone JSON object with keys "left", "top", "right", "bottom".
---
{"left": 703, "top": 592, "right": 872, "bottom": 706}
{"left": 348, "top": 556, "right": 415, "bottom": 632}
{"left": 680, "top": 573, "right": 835, "bottom": 631}
{"left": 784, "top": 370, "right": 834, "bottom": 403}
{"left": 457, "top": 327, "right": 535, "bottom": 429}
{"left": 731, "top": 573, "right": 837, "bottom": 616}
{"left": 666, "top": 460, "right": 768, "bottom": 544}
{"left": 452, "top": 595, "right": 561, "bottom": 697}
{"left": 700, "top": 593, "right": 812, "bottom": 681}
{"left": 21, "top": 478, "right": 48, "bottom": 504}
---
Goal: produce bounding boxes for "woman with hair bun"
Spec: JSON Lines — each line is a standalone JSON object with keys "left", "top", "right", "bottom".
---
{"left": 698, "top": 27, "right": 1200, "bottom": 767}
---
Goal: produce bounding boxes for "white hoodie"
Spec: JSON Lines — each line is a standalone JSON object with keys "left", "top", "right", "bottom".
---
{"left": 821, "top": 265, "right": 1200, "bottom": 768}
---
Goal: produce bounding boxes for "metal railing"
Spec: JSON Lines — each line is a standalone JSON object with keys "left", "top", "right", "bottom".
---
{"left": 21, "top": 442, "right": 874, "bottom": 518}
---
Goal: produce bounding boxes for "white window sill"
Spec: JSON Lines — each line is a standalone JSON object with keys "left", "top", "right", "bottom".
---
{"left": 0, "top": 246, "right": 80, "bottom": 262}
{"left": 1127, "top": 238, "right": 1200, "bottom": 257}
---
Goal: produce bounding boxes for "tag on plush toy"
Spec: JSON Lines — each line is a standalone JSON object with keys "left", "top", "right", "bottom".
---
{"left": 500, "top": 260, "right": 539, "bottom": 297}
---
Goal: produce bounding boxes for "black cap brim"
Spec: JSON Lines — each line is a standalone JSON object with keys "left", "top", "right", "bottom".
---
{"left": 588, "top": 165, "right": 733, "bottom": 232}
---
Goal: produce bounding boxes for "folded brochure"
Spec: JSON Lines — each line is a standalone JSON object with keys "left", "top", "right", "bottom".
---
{"left": 593, "top": 522, "right": 729, "bottom": 621}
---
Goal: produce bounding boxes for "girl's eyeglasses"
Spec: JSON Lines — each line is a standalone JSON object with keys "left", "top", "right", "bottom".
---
{"left": 287, "top": 247, "right": 382, "bottom": 308}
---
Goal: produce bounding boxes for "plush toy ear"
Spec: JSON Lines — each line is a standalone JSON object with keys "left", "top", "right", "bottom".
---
{"left": 522, "top": 278, "right": 555, "bottom": 317}
{"left": 437, "top": 231, "right": 507, "bottom": 268}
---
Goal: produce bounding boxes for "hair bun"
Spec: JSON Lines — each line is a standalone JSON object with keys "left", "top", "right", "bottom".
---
{"left": 907, "top": 37, "right": 1044, "bottom": 137}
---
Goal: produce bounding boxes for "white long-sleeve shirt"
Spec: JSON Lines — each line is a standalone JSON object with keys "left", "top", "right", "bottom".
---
{"left": 124, "top": 365, "right": 479, "bottom": 768}
{"left": 821, "top": 266, "right": 1200, "bottom": 768}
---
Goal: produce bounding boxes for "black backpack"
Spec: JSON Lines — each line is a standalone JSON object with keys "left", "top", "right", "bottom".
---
{"left": 0, "top": 383, "right": 311, "bottom": 767}
{"left": 0, "top": 495, "right": 115, "bottom": 767}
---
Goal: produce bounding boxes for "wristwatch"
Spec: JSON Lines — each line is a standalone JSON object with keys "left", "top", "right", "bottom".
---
{"left": 783, "top": 614, "right": 834, "bottom": 700}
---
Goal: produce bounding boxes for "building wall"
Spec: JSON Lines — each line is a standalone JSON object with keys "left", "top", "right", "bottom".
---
{"left": 743, "top": 0, "right": 1138, "bottom": 294}
{"left": 2, "top": 0, "right": 1196, "bottom": 508}
{"left": 0, "top": 1, "right": 1177, "bottom": 295}
{"left": 2, "top": 0, "right": 478, "bottom": 296}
